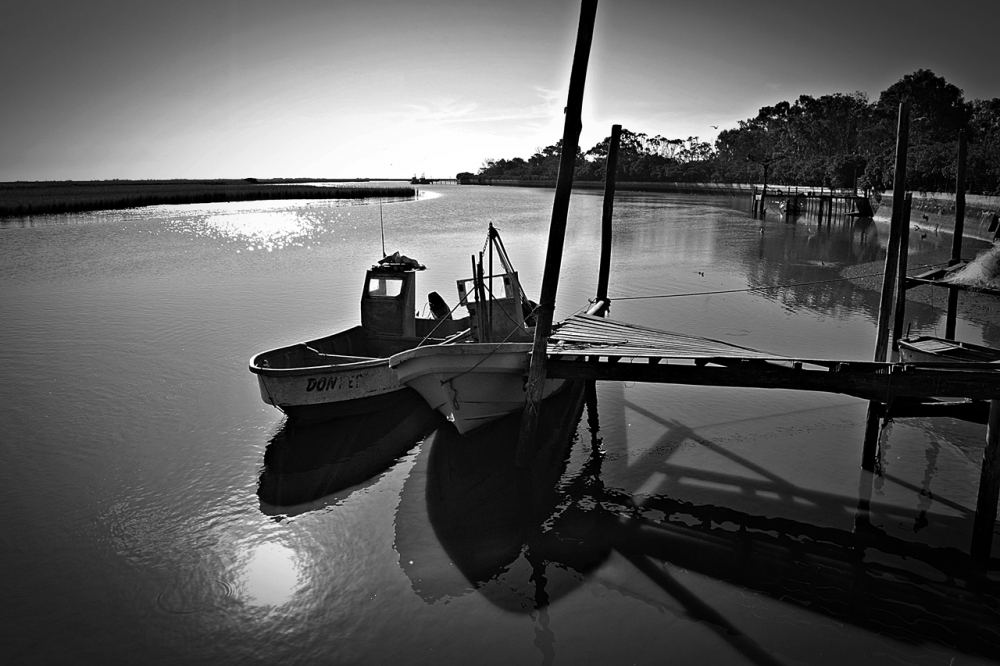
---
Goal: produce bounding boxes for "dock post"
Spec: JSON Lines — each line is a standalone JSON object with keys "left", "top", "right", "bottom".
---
{"left": 516, "top": 0, "right": 598, "bottom": 469}
{"left": 596, "top": 124, "right": 622, "bottom": 302}
{"left": 891, "top": 194, "right": 913, "bottom": 348}
{"left": 862, "top": 102, "right": 909, "bottom": 472}
{"left": 971, "top": 399, "right": 1000, "bottom": 561}
{"left": 945, "top": 131, "right": 967, "bottom": 340}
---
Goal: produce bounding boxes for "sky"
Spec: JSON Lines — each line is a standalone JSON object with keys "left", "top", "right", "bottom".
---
{"left": 2, "top": 0, "right": 998, "bottom": 182}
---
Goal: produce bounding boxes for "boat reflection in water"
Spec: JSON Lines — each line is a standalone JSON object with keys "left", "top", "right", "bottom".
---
{"left": 396, "top": 381, "right": 614, "bottom": 612}
{"left": 258, "top": 390, "right": 442, "bottom": 516}
{"left": 397, "top": 381, "right": 1000, "bottom": 661}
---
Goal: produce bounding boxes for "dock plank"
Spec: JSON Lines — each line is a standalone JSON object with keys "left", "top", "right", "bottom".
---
{"left": 544, "top": 313, "right": 1000, "bottom": 401}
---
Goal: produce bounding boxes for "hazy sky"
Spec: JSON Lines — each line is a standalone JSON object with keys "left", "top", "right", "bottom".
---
{"left": 2, "top": 0, "right": 997, "bottom": 181}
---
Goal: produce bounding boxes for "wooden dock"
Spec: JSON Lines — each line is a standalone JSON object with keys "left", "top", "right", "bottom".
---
{"left": 750, "top": 185, "right": 871, "bottom": 220}
{"left": 547, "top": 313, "right": 1000, "bottom": 404}
{"left": 538, "top": 311, "right": 1000, "bottom": 562}
{"left": 513, "top": 65, "right": 999, "bottom": 562}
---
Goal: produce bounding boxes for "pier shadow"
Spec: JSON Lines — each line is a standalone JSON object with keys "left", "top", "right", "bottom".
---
{"left": 257, "top": 390, "right": 442, "bottom": 517}
{"left": 397, "top": 382, "right": 1000, "bottom": 661}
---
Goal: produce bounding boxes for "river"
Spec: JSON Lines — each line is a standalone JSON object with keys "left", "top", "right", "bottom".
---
{"left": 2, "top": 184, "right": 998, "bottom": 664}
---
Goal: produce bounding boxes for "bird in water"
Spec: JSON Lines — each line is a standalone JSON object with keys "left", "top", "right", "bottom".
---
{"left": 759, "top": 226, "right": 764, "bottom": 234}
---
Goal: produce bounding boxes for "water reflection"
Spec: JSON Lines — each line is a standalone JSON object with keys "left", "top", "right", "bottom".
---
{"left": 397, "top": 378, "right": 1000, "bottom": 660}
{"left": 241, "top": 542, "right": 301, "bottom": 607}
{"left": 258, "top": 389, "right": 441, "bottom": 516}
{"left": 396, "top": 382, "right": 609, "bottom": 611}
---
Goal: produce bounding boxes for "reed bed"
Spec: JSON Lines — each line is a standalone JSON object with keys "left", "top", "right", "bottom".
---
{"left": 0, "top": 179, "right": 416, "bottom": 217}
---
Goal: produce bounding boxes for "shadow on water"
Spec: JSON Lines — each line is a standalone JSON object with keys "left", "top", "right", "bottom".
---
{"left": 257, "top": 389, "right": 442, "bottom": 517}
{"left": 397, "top": 379, "right": 1000, "bottom": 661}
{"left": 395, "top": 382, "right": 613, "bottom": 612}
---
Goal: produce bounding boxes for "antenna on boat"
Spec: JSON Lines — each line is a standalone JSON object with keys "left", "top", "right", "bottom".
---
{"left": 379, "top": 198, "right": 386, "bottom": 258}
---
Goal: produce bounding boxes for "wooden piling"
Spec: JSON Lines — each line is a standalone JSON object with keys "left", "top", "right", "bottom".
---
{"left": 596, "top": 124, "right": 622, "bottom": 302}
{"left": 971, "top": 399, "right": 1000, "bottom": 561}
{"left": 945, "top": 131, "right": 968, "bottom": 340}
{"left": 891, "top": 194, "right": 913, "bottom": 348}
{"left": 516, "top": 0, "right": 598, "bottom": 469}
{"left": 862, "top": 102, "right": 909, "bottom": 472}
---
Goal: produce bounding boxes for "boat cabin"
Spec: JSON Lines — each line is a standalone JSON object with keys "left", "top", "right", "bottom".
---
{"left": 457, "top": 270, "right": 533, "bottom": 342}
{"left": 362, "top": 264, "right": 419, "bottom": 338}
{"left": 362, "top": 254, "right": 469, "bottom": 341}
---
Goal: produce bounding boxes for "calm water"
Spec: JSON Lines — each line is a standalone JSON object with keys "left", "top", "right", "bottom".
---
{"left": 2, "top": 185, "right": 998, "bottom": 665}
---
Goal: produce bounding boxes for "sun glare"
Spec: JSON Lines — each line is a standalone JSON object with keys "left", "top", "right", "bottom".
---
{"left": 241, "top": 542, "right": 302, "bottom": 607}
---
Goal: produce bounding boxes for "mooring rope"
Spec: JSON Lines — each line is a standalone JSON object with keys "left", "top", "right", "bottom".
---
{"left": 437, "top": 302, "right": 543, "bottom": 386}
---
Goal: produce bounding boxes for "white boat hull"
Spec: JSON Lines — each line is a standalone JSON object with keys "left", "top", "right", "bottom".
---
{"left": 389, "top": 343, "right": 565, "bottom": 435}
{"left": 253, "top": 356, "right": 410, "bottom": 422}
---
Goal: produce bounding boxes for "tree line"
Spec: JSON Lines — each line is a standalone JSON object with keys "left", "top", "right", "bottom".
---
{"left": 460, "top": 70, "right": 1000, "bottom": 196}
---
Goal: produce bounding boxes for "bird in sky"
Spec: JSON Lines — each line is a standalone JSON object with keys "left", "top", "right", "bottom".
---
{"left": 710, "top": 125, "right": 719, "bottom": 129}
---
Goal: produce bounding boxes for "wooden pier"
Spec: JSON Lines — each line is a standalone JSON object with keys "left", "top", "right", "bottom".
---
{"left": 538, "top": 309, "right": 1000, "bottom": 562}
{"left": 751, "top": 185, "right": 872, "bottom": 220}
{"left": 513, "top": 19, "right": 999, "bottom": 563}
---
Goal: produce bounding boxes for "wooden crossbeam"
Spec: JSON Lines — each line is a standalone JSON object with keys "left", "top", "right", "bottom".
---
{"left": 543, "top": 356, "right": 1000, "bottom": 402}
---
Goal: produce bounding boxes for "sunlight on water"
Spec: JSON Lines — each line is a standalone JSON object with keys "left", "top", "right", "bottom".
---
{"left": 203, "top": 210, "right": 316, "bottom": 252}
{"left": 240, "top": 541, "right": 302, "bottom": 607}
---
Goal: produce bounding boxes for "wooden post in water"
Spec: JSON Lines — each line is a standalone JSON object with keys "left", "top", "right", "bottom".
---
{"left": 891, "top": 194, "right": 913, "bottom": 347}
{"left": 971, "top": 400, "right": 1000, "bottom": 561}
{"left": 596, "top": 124, "right": 622, "bottom": 302}
{"left": 862, "top": 102, "right": 909, "bottom": 472}
{"left": 516, "top": 0, "right": 598, "bottom": 469}
{"left": 945, "top": 131, "right": 968, "bottom": 340}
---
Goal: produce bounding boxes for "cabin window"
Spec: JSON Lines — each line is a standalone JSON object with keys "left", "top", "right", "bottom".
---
{"left": 459, "top": 275, "right": 511, "bottom": 302}
{"left": 368, "top": 277, "right": 403, "bottom": 298}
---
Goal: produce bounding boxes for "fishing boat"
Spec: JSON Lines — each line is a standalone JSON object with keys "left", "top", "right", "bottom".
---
{"left": 249, "top": 253, "right": 470, "bottom": 424}
{"left": 389, "top": 224, "right": 568, "bottom": 435}
{"left": 897, "top": 335, "right": 1000, "bottom": 364}
{"left": 389, "top": 341, "right": 566, "bottom": 435}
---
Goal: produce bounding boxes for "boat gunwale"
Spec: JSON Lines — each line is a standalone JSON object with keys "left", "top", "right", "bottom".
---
{"left": 251, "top": 326, "right": 473, "bottom": 377}
{"left": 388, "top": 341, "right": 534, "bottom": 368}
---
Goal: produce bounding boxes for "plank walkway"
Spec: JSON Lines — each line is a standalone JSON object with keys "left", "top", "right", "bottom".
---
{"left": 545, "top": 313, "right": 1000, "bottom": 402}
{"left": 549, "top": 312, "right": 780, "bottom": 360}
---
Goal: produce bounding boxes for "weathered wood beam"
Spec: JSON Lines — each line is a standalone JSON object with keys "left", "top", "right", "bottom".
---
{"left": 946, "top": 130, "right": 968, "bottom": 340}
{"left": 596, "top": 123, "right": 621, "bottom": 302}
{"left": 971, "top": 400, "right": 1000, "bottom": 561}
{"left": 544, "top": 358, "right": 1000, "bottom": 402}
{"left": 516, "top": 0, "right": 599, "bottom": 469}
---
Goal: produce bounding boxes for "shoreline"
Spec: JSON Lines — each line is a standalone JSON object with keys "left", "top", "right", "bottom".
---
{"left": 0, "top": 179, "right": 413, "bottom": 217}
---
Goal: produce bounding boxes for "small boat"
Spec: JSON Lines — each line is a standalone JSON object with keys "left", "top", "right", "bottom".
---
{"left": 249, "top": 253, "right": 470, "bottom": 424}
{"left": 897, "top": 335, "right": 1000, "bottom": 364}
{"left": 389, "top": 224, "right": 566, "bottom": 435}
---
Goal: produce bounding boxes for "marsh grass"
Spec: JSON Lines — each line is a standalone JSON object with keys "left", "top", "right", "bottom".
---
{"left": 0, "top": 179, "right": 416, "bottom": 217}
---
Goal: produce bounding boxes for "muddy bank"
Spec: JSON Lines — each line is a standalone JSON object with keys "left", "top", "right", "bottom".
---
{"left": 841, "top": 239, "right": 1000, "bottom": 332}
